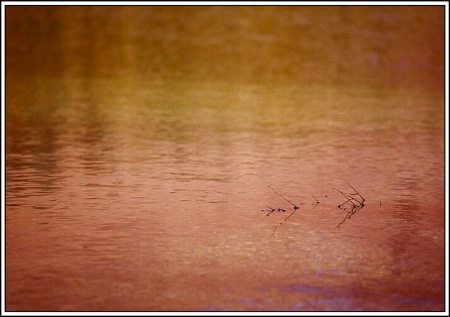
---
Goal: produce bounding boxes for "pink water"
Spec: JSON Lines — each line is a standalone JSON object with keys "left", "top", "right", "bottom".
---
{"left": 5, "top": 6, "right": 445, "bottom": 312}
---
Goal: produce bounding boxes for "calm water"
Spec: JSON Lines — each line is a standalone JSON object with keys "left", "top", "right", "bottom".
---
{"left": 5, "top": 6, "right": 445, "bottom": 312}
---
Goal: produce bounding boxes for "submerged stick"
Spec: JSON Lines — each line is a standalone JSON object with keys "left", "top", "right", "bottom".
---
{"left": 266, "top": 186, "right": 303, "bottom": 236}
{"left": 337, "top": 212, "right": 352, "bottom": 228}
{"left": 334, "top": 187, "right": 356, "bottom": 204}
{"left": 346, "top": 182, "right": 365, "bottom": 206}
{"left": 312, "top": 195, "right": 320, "bottom": 208}
{"left": 335, "top": 183, "right": 366, "bottom": 228}
{"left": 268, "top": 186, "right": 299, "bottom": 210}
{"left": 264, "top": 183, "right": 367, "bottom": 233}
{"left": 271, "top": 206, "right": 300, "bottom": 236}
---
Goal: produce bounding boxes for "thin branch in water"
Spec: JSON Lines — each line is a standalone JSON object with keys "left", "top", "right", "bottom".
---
{"left": 337, "top": 211, "right": 352, "bottom": 228}
{"left": 335, "top": 183, "right": 366, "bottom": 228}
{"left": 265, "top": 186, "right": 303, "bottom": 236}
{"left": 271, "top": 206, "right": 300, "bottom": 236}
{"left": 268, "top": 186, "right": 299, "bottom": 210}
{"left": 311, "top": 195, "right": 320, "bottom": 208}
{"left": 334, "top": 187, "right": 356, "bottom": 204}
{"left": 346, "top": 182, "right": 365, "bottom": 206}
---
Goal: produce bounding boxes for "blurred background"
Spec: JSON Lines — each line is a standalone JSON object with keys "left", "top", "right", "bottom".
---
{"left": 6, "top": 6, "right": 444, "bottom": 88}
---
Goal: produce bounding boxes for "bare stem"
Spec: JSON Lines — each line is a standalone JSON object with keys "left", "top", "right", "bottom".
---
{"left": 337, "top": 211, "right": 351, "bottom": 228}
{"left": 268, "top": 186, "right": 299, "bottom": 209}
{"left": 271, "top": 206, "right": 299, "bottom": 236}
{"left": 335, "top": 183, "right": 366, "bottom": 227}
{"left": 312, "top": 195, "right": 320, "bottom": 208}
{"left": 346, "top": 182, "right": 365, "bottom": 205}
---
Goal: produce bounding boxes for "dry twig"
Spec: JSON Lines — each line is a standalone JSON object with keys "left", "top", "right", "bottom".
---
{"left": 334, "top": 183, "right": 365, "bottom": 228}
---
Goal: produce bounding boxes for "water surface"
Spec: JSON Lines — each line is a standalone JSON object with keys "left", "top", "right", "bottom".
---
{"left": 5, "top": 6, "right": 445, "bottom": 312}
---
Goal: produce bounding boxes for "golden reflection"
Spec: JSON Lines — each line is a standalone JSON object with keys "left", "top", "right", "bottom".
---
{"left": 6, "top": 6, "right": 444, "bottom": 89}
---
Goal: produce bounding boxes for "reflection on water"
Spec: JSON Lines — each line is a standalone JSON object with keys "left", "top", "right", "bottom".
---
{"left": 5, "top": 5, "right": 445, "bottom": 312}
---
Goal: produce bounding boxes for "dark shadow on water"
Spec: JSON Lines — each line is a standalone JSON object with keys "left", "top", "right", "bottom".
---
{"left": 388, "top": 195, "right": 423, "bottom": 277}
{"left": 282, "top": 285, "right": 334, "bottom": 295}
{"left": 393, "top": 296, "right": 438, "bottom": 307}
